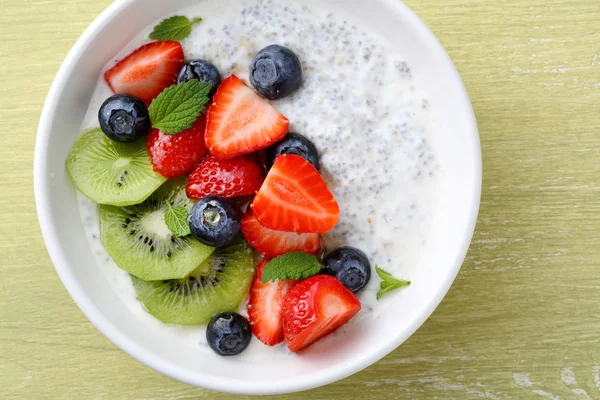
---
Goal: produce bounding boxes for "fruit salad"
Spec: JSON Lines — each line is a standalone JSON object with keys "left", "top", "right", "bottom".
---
{"left": 71, "top": 0, "right": 440, "bottom": 358}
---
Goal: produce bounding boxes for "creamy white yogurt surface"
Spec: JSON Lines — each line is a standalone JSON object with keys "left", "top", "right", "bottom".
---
{"left": 78, "top": 0, "right": 442, "bottom": 359}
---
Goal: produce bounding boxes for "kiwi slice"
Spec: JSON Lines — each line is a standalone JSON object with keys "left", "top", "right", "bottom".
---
{"left": 132, "top": 238, "right": 255, "bottom": 325}
{"left": 100, "top": 178, "right": 214, "bottom": 281}
{"left": 66, "top": 128, "right": 166, "bottom": 206}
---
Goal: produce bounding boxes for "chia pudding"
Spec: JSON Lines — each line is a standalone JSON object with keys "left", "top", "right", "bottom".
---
{"left": 77, "top": 0, "right": 441, "bottom": 359}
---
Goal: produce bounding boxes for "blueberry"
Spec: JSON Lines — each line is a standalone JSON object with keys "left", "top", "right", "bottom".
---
{"left": 266, "top": 132, "right": 320, "bottom": 170}
{"left": 250, "top": 44, "right": 302, "bottom": 100}
{"left": 98, "top": 94, "right": 150, "bottom": 143}
{"left": 206, "top": 312, "right": 251, "bottom": 356}
{"left": 323, "top": 247, "right": 371, "bottom": 293}
{"left": 177, "top": 60, "right": 221, "bottom": 97}
{"left": 188, "top": 196, "right": 240, "bottom": 247}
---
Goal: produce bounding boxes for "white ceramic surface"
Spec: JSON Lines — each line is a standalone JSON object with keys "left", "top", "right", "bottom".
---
{"left": 34, "top": 0, "right": 481, "bottom": 394}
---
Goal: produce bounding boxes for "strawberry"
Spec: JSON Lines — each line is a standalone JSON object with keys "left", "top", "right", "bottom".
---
{"left": 241, "top": 209, "right": 321, "bottom": 258}
{"left": 251, "top": 154, "right": 339, "bottom": 233}
{"left": 186, "top": 155, "right": 264, "bottom": 199}
{"left": 205, "top": 75, "right": 289, "bottom": 158}
{"left": 104, "top": 41, "right": 184, "bottom": 104}
{"left": 282, "top": 275, "right": 361, "bottom": 352}
{"left": 247, "top": 260, "right": 297, "bottom": 346}
{"left": 146, "top": 115, "right": 207, "bottom": 178}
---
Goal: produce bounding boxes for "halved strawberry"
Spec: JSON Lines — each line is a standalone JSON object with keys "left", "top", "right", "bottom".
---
{"left": 241, "top": 209, "right": 321, "bottom": 258}
{"left": 146, "top": 115, "right": 206, "bottom": 178}
{"left": 205, "top": 75, "right": 289, "bottom": 158}
{"left": 251, "top": 154, "right": 339, "bottom": 233}
{"left": 247, "top": 260, "right": 297, "bottom": 346}
{"left": 282, "top": 275, "right": 361, "bottom": 352}
{"left": 186, "top": 155, "right": 264, "bottom": 199}
{"left": 104, "top": 41, "right": 184, "bottom": 104}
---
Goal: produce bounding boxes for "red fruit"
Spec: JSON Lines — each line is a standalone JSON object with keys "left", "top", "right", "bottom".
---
{"left": 104, "top": 41, "right": 184, "bottom": 104}
{"left": 282, "top": 275, "right": 361, "bottom": 352}
{"left": 146, "top": 115, "right": 207, "bottom": 179}
{"left": 251, "top": 154, "right": 339, "bottom": 233}
{"left": 205, "top": 75, "right": 289, "bottom": 158}
{"left": 247, "top": 260, "right": 297, "bottom": 346}
{"left": 186, "top": 155, "right": 264, "bottom": 199}
{"left": 241, "top": 209, "right": 321, "bottom": 258}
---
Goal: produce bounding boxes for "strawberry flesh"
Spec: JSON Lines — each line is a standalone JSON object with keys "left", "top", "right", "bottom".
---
{"left": 247, "top": 260, "right": 297, "bottom": 346}
{"left": 146, "top": 115, "right": 207, "bottom": 179}
{"left": 104, "top": 40, "right": 184, "bottom": 104}
{"left": 205, "top": 75, "right": 289, "bottom": 158}
{"left": 282, "top": 275, "right": 361, "bottom": 352}
{"left": 241, "top": 209, "right": 321, "bottom": 258}
{"left": 252, "top": 154, "right": 339, "bottom": 233}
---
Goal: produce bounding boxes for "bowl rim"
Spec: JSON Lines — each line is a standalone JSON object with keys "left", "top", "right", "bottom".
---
{"left": 34, "top": 0, "right": 482, "bottom": 394}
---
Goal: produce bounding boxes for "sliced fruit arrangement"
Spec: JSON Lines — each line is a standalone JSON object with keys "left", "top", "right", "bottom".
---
{"left": 205, "top": 75, "right": 289, "bottom": 158}
{"left": 99, "top": 178, "right": 214, "bottom": 280}
{"left": 247, "top": 260, "right": 296, "bottom": 346}
{"left": 252, "top": 154, "right": 339, "bottom": 233}
{"left": 241, "top": 209, "right": 321, "bottom": 258}
{"left": 66, "top": 128, "right": 166, "bottom": 206}
{"left": 65, "top": 18, "right": 410, "bottom": 357}
{"left": 105, "top": 40, "right": 184, "bottom": 104}
{"left": 132, "top": 238, "right": 255, "bottom": 324}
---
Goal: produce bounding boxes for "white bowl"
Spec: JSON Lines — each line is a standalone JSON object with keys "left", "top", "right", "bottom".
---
{"left": 34, "top": 0, "right": 481, "bottom": 395}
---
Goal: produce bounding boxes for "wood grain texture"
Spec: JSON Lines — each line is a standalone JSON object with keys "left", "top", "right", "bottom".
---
{"left": 1, "top": 0, "right": 599, "bottom": 398}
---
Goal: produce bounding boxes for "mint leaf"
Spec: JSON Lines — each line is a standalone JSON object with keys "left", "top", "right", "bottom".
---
{"left": 149, "top": 16, "right": 202, "bottom": 41}
{"left": 262, "top": 252, "right": 322, "bottom": 283}
{"left": 148, "top": 79, "right": 211, "bottom": 134}
{"left": 376, "top": 266, "right": 410, "bottom": 300}
{"left": 164, "top": 204, "right": 191, "bottom": 237}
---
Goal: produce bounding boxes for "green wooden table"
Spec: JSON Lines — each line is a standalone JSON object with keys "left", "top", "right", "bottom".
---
{"left": 2, "top": 0, "right": 599, "bottom": 398}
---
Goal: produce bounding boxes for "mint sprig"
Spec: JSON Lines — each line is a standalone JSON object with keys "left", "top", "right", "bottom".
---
{"left": 262, "top": 252, "right": 322, "bottom": 283}
{"left": 164, "top": 203, "right": 191, "bottom": 237}
{"left": 376, "top": 266, "right": 410, "bottom": 299}
{"left": 149, "top": 16, "right": 203, "bottom": 41}
{"left": 148, "top": 79, "right": 211, "bottom": 134}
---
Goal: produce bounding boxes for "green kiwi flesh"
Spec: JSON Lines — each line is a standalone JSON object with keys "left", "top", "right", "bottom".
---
{"left": 132, "top": 238, "right": 255, "bottom": 325}
{"left": 66, "top": 128, "right": 166, "bottom": 206}
{"left": 100, "top": 178, "right": 214, "bottom": 280}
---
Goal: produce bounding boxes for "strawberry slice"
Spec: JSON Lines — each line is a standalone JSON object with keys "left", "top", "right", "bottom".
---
{"left": 205, "top": 75, "right": 289, "bottom": 158}
{"left": 247, "top": 260, "right": 297, "bottom": 346}
{"left": 282, "top": 275, "right": 361, "bottom": 352}
{"left": 241, "top": 209, "right": 321, "bottom": 258}
{"left": 251, "top": 154, "right": 339, "bottom": 233}
{"left": 104, "top": 41, "right": 184, "bottom": 104}
{"left": 186, "top": 155, "right": 264, "bottom": 199}
{"left": 146, "top": 115, "right": 207, "bottom": 178}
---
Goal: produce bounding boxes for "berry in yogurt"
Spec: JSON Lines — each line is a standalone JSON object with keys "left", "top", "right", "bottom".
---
{"left": 177, "top": 59, "right": 222, "bottom": 97}
{"left": 188, "top": 195, "right": 241, "bottom": 247}
{"left": 69, "top": 0, "right": 424, "bottom": 360}
{"left": 247, "top": 260, "right": 297, "bottom": 346}
{"left": 204, "top": 75, "right": 289, "bottom": 158}
{"left": 250, "top": 44, "right": 302, "bottom": 100}
{"left": 323, "top": 246, "right": 372, "bottom": 293}
{"left": 241, "top": 208, "right": 322, "bottom": 258}
{"left": 98, "top": 94, "right": 151, "bottom": 143}
{"left": 265, "top": 132, "right": 320, "bottom": 171}
{"left": 185, "top": 155, "right": 264, "bottom": 199}
{"left": 104, "top": 40, "right": 184, "bottom": 104}
{"left": 252, "top": 154, "right": 339, "bottom": 233}
{"left": 207, "top": 312, "right": 252, "bottom": 356}
{"left": 146, "top": 115, "right": 207, "bottom": 178}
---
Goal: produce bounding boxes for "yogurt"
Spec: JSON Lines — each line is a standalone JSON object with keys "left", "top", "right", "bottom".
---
{"left": 77, "top": 0, "right": 441, "bottom": 359}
